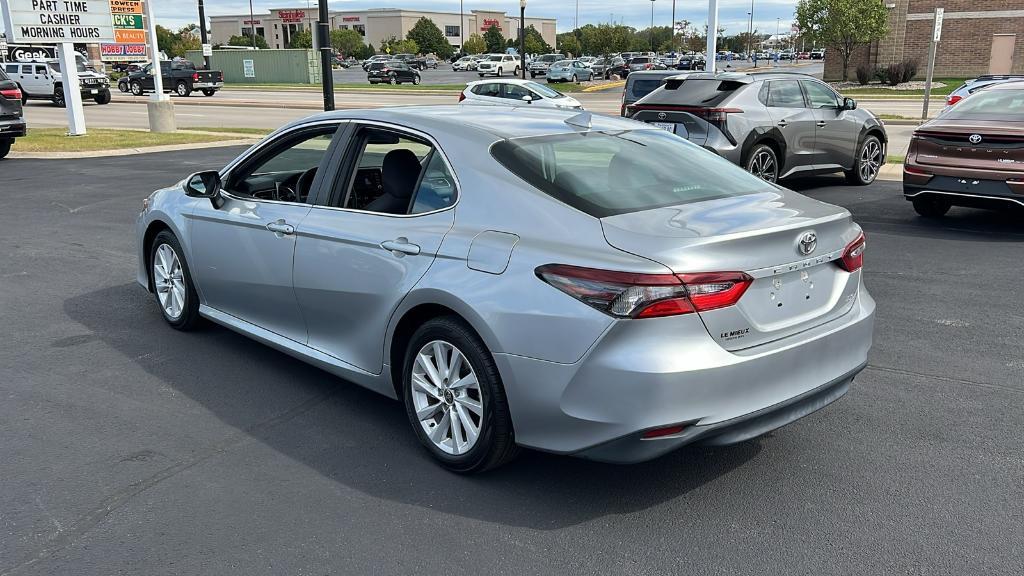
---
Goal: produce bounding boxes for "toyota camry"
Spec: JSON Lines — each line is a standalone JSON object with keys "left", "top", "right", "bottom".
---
{"left": 136, "top": 106, "right": 874, "bottom": 473}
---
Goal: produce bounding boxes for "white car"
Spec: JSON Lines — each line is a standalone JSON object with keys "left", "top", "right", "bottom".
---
{"left": 453, "top": 56, "right": 478, "bottom": 71}
{"left": 459, "top": 78, "right": 582, "bottom": 109}
{"left": 476, "top": 54, "right": 520, "bottom": 77}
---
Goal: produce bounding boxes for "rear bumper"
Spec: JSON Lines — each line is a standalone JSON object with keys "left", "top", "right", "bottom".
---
{"left": 0, "top": 119, "right": 27, "bottom": 138}
{"left": 903, "top": 169, "right": 1024, "bottom": 208}
{"left": 495, "top": 285, "right": 875, "bottom": 462}
{"left": 192, "top": 82, "right": 222, "bottom": 89}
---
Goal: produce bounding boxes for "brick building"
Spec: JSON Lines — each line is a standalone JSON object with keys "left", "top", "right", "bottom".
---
{"left": 825, "top": 0, "right": 1023, "bottom": 80}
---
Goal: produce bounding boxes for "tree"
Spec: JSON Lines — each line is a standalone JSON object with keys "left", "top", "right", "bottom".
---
{"left": 380, "top": 35, "right": 419, "bottom": 55}
{"left": 289, "top": 29, "right": 312, "bottom": 49}
{"left": 483, "top": 24, "right": 504, "bottom": 53}
{"left": 579, "top": 24, "right": 630, "bottom": 58}
{"left": 365, "top": 42, "right": 376, "bottom": 57}
{"left": 557, "top": 32, "right": 580, "bottom": 57}
{"left": 463, "top": 33, "right": 486, "bottom": 55}
{"left": 795, "top": 0, "right": 888, "bottom": 80}
{"left": 406, "top": 17, "right": 453, "bottom": 58}
{"left": 330, "top": 29, "right": 364, "bottom": 56}
{"left": 227, "top": 34, "right": 268, "bottom": 49}
{"left": 523, "top": 25, "right": 551, "bottom": 55}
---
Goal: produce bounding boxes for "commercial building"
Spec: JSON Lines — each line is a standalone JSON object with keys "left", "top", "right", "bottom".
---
{"left": 209, "top": 7, "right": 557, "bottom": 53}
{"left": 826, "top": 0, "right": 1023, "bottom": 80}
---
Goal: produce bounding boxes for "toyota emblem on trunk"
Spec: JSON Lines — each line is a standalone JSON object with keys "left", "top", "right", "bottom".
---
{"left": 797, "top": 231, "right": 817, "bottom": 255}
{"left": 657, "top": 112, "right": 667, "bottom": 120}
{"left": 969, "top": 134, "right": 982, "bottom": 145}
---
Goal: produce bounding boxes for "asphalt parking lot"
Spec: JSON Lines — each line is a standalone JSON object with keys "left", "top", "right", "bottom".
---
{"left": 1, "top": 149, "right": 1022, "bottom": 575}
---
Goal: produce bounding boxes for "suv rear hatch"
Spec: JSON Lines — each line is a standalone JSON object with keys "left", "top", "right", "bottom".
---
{"left": 600, "top": 190, "right": 863, "bottom": 351}
{"left": 627, "top": 75, "right": 750, "bottom": 145}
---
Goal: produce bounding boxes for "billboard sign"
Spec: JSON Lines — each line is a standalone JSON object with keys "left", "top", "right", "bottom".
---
{"left": 278, "top": 9, "right": 305, "bottom": 23}
{"left": 480, "top": 18, "right": 501, "bottom": 31}
{"left": 2, "top": 0, "right": 115, "bottom": 43}
{"left": 5, "top": 43, "right": 56, "bottom": 60}
{"left": 100, "top": 41, "right": 145, "bottom": 60}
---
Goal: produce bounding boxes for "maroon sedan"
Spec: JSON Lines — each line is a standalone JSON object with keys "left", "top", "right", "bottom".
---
{"left": 903, "top": 81, "right": 1024, "bottom": 217}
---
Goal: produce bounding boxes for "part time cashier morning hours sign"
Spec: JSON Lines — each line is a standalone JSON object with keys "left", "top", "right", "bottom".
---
{"left": 2, "top": 0, "right": 116, "bottom": 43}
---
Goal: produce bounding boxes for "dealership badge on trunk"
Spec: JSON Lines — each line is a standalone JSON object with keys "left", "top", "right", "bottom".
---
{"left": 798, "top": 231, "right": 817, "bottom": 256}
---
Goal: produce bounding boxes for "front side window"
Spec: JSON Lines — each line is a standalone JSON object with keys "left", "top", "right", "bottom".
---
{"left": 802, "top": 81, "right": 839, "bottom": 109}
{"left": 337, "top": 126, "right": 456, "bottom": 215}
{"left": 767, "top": 80, "right": 806, "bottom": 108}
{"left": 526, "top": 81, "right": 563, "bottom": 98}
{"left": 503, "top": 83, "right": 531, "bottom": 100}
{"left": 226, "top": 127, "right": 337, "bottom": 203}
{"left": 491, "top": 129, "right": 770, "bottom": 218}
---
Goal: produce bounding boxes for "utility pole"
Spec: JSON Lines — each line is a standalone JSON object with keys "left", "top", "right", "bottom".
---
{"left": 671, "top": 0, "right": 676, "bottom": 51}
{"left": 650, "top": 0, "right": 655, "bottom": 52}
{"left": 520, "top": 0, "right": 526, "bottom": 79}
{"left": 460, "top": 0, "right": 464, "bottom": 54}
{"left": 318, "top": 0, "right": 334, "bottom": 110}
{"left": 248, "top": 0, "right": 256, "bottom": 49}
{"left": 747, "top": 0, "right": 754, "bottom": 57}
{"left": 197, "top": 0, "right": 210, "bottom": 69}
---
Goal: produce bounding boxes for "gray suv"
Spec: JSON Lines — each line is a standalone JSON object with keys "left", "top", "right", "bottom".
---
{"left": 627, "top": 72, "right": 887, "bottom": 185}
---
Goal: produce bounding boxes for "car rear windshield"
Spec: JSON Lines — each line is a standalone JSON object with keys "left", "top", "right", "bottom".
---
{"left": 639, "top": 78, "right": 746, "bottom": 107}
{"left": 627, "top": 78, "right": 668, "bottom": 101}
{"left": 943, "top": 89, "right": 1024, "bottom": 120}
{"left": 490, "top": 129, "right": 768, "bottom": 218}
{"left": 631, "top": 57, "right": 651, "bottom": 64}
{"left": 368, "top": 62, "right": 385, "bottom": 70}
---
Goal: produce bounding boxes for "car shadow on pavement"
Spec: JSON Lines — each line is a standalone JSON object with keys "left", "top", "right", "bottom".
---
{"left": 64, "top": 283, "right": 762, "bottom": 530}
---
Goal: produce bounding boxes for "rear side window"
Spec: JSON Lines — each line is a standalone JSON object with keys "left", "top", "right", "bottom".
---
{"left": 491, "top": 130, "right": 770, "bottom": 218}
{"left": 766, "top": 80, "right": 805, "bottom": 108}
{"left": 639, "top": 78, "right": 745, "bottom": 107}
{"left": 4, "top": 64, "right": 16, "bottom": 74}
{"left": 472, "top": 83, "right": 501, "bottom": 97}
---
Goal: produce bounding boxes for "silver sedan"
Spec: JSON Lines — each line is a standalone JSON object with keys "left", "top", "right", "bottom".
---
{"left": 136, "top": 106, "right": 874, "bottom": 472}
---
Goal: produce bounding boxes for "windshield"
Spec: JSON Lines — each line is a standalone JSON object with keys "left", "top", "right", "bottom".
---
{"left": 48, "top": 60, "right": 89, "bottom": 73}
{"left": 488, "top": 55, "right": 503, "bottom": 61}
{"left": 944, "top": 88, "right": 1024, "bottom": 120}
{"left": 491, "top": 130, "right": 768, "bottom": 218}
{"left": 526, "top": 81, "right": 564, "bottom": 98}
{"left": 552, "top": 60, "right": 571, "bottom": 67}
{"left": 459, "top": 57, "right": 472, "bottom": 62}
{"left": 539, "top": 55, "right": 560, "bottom": 62}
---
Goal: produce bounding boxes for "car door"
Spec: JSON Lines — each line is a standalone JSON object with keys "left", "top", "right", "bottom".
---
{"left": 26, "top": 64, "right": 49, "bottom": 95}
{"left": 189, "top": 122, "right": 344, "bottom": 343}
{"left": 501, "top": 82, "right": 533, "bottom": 105}
{"left": 764, "top": 79, "right": 817, "bottom": 176}
{"left": 801, "top": 80, "right": 861, "bottom": 171}
{"left": 293, "top": 122, "right": 457, "bottom": 374}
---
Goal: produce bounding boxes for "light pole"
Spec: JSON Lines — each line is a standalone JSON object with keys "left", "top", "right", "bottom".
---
{"left": 520, "top": 0, "right": 526, "bottom": 79}
{"left": 318, "top": 0, "right": 334, "bottom": 110}
{"left": 671, "top": 0, "right": 676, "bottom": 52}
{"left": 248, "top": 0, "right": 256, "bottom": 49}
{"left": 650, "top": 0, "right": 655, "bottom": 52}
{"left": 198, "top": 0, "right": 210, "bottom": 69}
{"left": 460, "top": 0, "right": 464, "bottom": 55}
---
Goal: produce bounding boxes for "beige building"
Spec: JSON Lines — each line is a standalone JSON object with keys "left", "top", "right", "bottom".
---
{"left": 209, "top": 7, "right": 557, "bottom": 52}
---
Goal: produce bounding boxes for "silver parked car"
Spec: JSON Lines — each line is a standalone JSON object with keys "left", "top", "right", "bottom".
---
{"left": 136, "top": 106, "right": 875, "bottom": 472}
{"left": 546, "top": 59, "right": 594, "bottom": 83}
{"left": 628, "top": 72, "right": 888, "bottom": 185}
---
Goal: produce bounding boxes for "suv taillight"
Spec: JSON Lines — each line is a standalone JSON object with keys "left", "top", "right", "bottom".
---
{"left": 536, "top": 264, "right": 752, "bottom": 319}
{"left": 192, "top": 72, "right": 199, "bottom": 81}
{"left": 837, "top": 233, "right": 866, "bottom": 272}
{"left": 946, "top": 95, "right": 962, "bottom": 106}
{"left": 0, "top": 87, "right": 21, "bottom": 100}
{"left": 629, "top": 105, "right": 742, "bottom": 143}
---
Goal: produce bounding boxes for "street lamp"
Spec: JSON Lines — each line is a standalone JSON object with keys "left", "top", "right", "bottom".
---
{"left": 248, "top": 0, "right": 256, "bottom": 49}
{"left": 650, "top": 0, "right": 655, "bottom": 52}
{"left": 520, "top": 0, "right": 526, "bottom": 79}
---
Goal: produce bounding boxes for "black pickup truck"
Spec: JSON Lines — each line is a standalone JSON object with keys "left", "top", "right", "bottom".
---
{"left": 124, "top": 60, "right": 223, "bottom": 97}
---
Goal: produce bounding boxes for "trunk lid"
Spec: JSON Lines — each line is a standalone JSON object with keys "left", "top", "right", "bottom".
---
{"left": 913, "top": 120, "right": 1024, "bottom": 173}
{"left": 601, "top": 189, "right": 862, "bottom": 350}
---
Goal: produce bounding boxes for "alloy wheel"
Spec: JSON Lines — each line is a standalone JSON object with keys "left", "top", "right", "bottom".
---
{"left": 153, "top": 243, "right": 186, "bottom": 320}
{"left": 410, "top": 340, "right": 483, "bottom": 456}
{"left": 749, "top": 148, "right": 778, "bottom": 183}
{"left": 859, "top": 139, "right": 882, "bottom": 183}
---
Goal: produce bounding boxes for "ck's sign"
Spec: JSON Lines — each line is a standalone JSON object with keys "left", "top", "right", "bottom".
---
{"left": 2, "top": 0, "right": 115, "bottom": 43}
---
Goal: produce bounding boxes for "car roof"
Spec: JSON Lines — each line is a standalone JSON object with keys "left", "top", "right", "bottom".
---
{"left": 982, "top": 79, "right": 1024, "bottom": 91}
{"left": 297, "top": 105, "right": 643, "bottom": 142}
{"left": 465, "top": 78, "right": 542, "bottom": 87}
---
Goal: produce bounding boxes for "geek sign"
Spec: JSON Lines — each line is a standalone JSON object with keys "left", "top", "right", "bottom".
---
{"left": 2, "top": 0, "right": 115, "bottom": 43}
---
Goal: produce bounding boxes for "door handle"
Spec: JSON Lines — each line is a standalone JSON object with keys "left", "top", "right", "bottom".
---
{"left": 777, "top": 119, "right": 788, "bottom": 127}
{"left": 266, "top": 220, "right": 295, "bottom": 235}
{"left": 816, "top": 121, "right": 827, "bottom": 127}
{"left": 380, "top": 238, "right": 421, "bottom": 256}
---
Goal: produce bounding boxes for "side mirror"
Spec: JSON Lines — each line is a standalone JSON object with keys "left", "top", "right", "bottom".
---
{"left": 843, "top": 97, "right": 857, "bottom": 110}
{"left": 184, "top": 170, "right": 221, "bottom": 200}
{"left": 521, "top": 95, "right": 533, "bottom": 103}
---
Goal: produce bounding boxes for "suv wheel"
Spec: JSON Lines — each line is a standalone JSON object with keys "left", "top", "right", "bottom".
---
{"left": 912, "top": 196, "right": 951, "bottom": 218}
{"left": 52, "top": 86, "right": 66, "bottom": 107}
{"left": 130, "top": 81, "right": 144, "bottom": 96}
{"left": 846, "top": 135, "right": 883, "bottom": 185}
{"left": 412, "top": 74, "right": 421, "bottom": 85}
{"left": 0, "top": 138, "right": 11, "bottom": 160}
{"left": 746, "top": 144, "right": 779, "bottom": 183}
{"left": 402, "top": 317, "right": 518, "bottom": 473}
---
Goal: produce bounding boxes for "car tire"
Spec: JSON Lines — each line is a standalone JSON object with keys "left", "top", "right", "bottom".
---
{"left": 478, "top": 73, "right": 484, "bottom": 78}
{"left": 402, "top": 316, "right": 518, "bottom": 473}
{"left": 412, "top": 74, "right": 420, "bottom": 85}
{"left": 175, "top": 81, "right": 190, "bottom": 97}
{"left": 388, "top": 75, "right": 395, "bottom": 85}
{"left": 19, "top": 85, "right": 28, "bottom": 105}
{"left": 52, "top": 86, "right": 66, "bottom": 107}
{"left": 746, "top": 143, "right": 779, "bottom": 183}
{"left": 845, "top": 135, "right": 883, "bottom": 186}
{"left": 0, "top": 138, "right": 11, "bottom": 160}
{"left": 149, "top": 230, "right": 202, "bottom": 331}
{"left": 530, "top": 72, "right": 536, "bottom": 78}
{"left": 571, "top": 74, "right": 577, "bottom": 82}
{"left": 202, "top": 89, "right": 216, "bottom": 96}
{"left": 94, "top": 89, "right": 111, "bottom": 105}
{"left": 912, "top": 196, "right": 951, "bottom": 218}
{"left": 130, "top": 81, "right": 144, "bottom": 96}
{"left": 118, "top": 79, "right": 129, "bottom": 93}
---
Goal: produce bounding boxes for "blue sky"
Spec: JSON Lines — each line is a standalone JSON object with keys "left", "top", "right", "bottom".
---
{"left": 153, "top": 0, "right": 798, "bottom": 35}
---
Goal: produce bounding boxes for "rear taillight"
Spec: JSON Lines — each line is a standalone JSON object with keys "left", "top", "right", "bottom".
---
{"left": 192, "top": 72, "right": 199, "bottom": 81}
{"left": 903, "top": 165, "right": 931, "bottom": 176}
{"left": 837, "top": 233, "right": 865, "bottom": 273}
{"left": 535, "top": 264, "right": 752, "bottom": 319}
{"left": 629, "top": 105, "right": 742, "bottom": 143}
{"left": 0, "top": 87, "right": 21, "bottom": 100}
{"left": 946, "top": 95, "right": 962, "bottom": 106}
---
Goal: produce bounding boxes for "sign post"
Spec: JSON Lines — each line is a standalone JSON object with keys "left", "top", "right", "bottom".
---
{"left": 142, "top": 0, "right": 174, "bottom": 132}
{"left": 2, "top": 0, "right": 116, "bottom": 135}
{"left": 921, "top": 7, "right": 943, "bottom": 120}
{"left": 705, "top": 0, "right": 719, "bottom": 73}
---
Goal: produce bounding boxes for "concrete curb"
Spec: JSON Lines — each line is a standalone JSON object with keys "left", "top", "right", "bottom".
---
{"left": 582, "top": 81, "right": 625, "bottom": 92}
{"left": 881, "top": 119, "right": 925, "bottom": 126}
{"left": 9, "top": 138, "right": 260, "bottom": 159}
{"left": 877, "top": 163, "right": 903, "bottom": 182}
